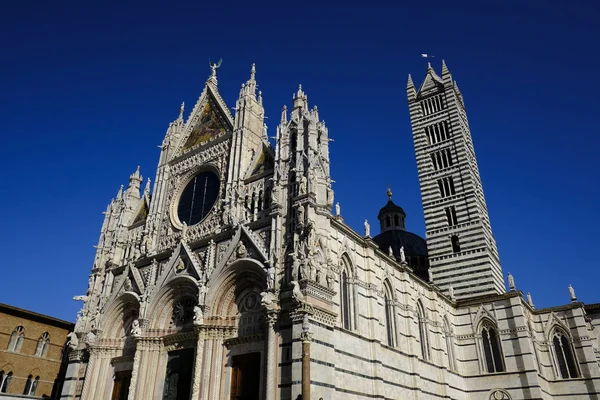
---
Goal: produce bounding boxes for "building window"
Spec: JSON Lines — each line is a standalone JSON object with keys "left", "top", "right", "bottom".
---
{"left": 339, "top": 255, "right": 355, "bottom": 331}
{"left": 445, "top": 206, "right": 458, "bottom": 226}
{"left": 340, "top": 271, "right": 351, "bottom": 329}
{"left": 23, "top": 375, "right": 39, "bottom": 396}
{"left": 451, "top": 235, "right": 461, "bottom": 253}
{"left": 0, "top": 371, "right": 12, "bottom": 393}
{"left": 552, "top": 329, "right": 579, "bottom": 379}
{"left": 8, "top": 326, "right": 24, "bottom": 352}
{"left": 35, "top": 332, "right": 50, "bottom": 357}
{"left": 444, "top": 317, "right": 456, "bottom": 371}
{"left": 481, "top": 322, "right": 504, "bottom": 373}
{"left": 417, "top": 301, "right": 430, "bottom": 360}
{"left": 438, "top": 177, "right": 456, "bottom": 198}
{"left": 383, "top": 281, "right": 396, "bottom": 347}
{"left": 431, "top": 148, "right": 453, "bottom": 171}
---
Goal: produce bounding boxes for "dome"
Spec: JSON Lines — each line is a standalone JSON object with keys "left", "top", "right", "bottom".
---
{"left": 372, "top": 188, "right": 430, "bottom": 280}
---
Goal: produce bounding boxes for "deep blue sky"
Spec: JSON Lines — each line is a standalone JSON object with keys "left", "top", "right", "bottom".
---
{"left": 1, "top": 1, "right": 598, "bottom": 322}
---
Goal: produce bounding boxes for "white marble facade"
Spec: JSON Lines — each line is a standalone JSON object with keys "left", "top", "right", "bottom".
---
{"left": 61, "top": 63, "right": 600, "bottom": 400}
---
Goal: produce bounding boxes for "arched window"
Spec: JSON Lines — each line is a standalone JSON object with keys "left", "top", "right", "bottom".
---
{"left": 481, "top": 321, "right": 504, "bottom": 373}
{"left": 8, "top": 326, "right": 24, "bottom": 352}
{"left": 35, "top": 332, "right": 50, "bottom": 357}
{"left": 417, "top": 301, "right": 430, "bottom": 360}
{"left": 383, "top": 281, "right": 396, "bottom": 347}
{"left": 339, "top": 255, "right": 355, "bottom": 331}
{"left": 340, "top": 270, "right": 351, "bottom": 330}
{"left": 444, "top": 317, "right": 456, "bottom": 371}
{"left": 551, "top": 328, "right": 579, "bottom": 379}
{"left": 0, "top": 371, "right": 12, "bottom": 393}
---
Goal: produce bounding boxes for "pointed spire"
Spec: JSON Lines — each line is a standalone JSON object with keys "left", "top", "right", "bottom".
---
{"left": 129, "top": 166, "right": 142, "bottom": 185}
{"left": 258, "top": 90, "right": 263, "bottom": 106}
{"left": 427, "top": 62, "right": 433, "bottom": 71}
{"left": 179, "top": 102, "right": 185, "bottom": 120}
{"left": 387, "top": 186, "right": 393, "bottom": 200}
{"left": 407, "top": 74, "right": 415, "bottom": 89}
{"left": 407, "top": 74, "right": 416, "bottom": 100}
{"left": 117, "top": 185, "right": 124, "bottom": 200}
{"left": 312, "top": 105, "right": 319, "bottom": 121}
{"left": 144, "top": 178, "right": 151, "bottom": 196}
{"left": 296, "top": 84, "right": 304, "bottom": 98}
{"left": 281, "top": 105, "right": 287, "bottom": 123}
{"left": 250, "top": 63, "right": 256, "bottom": 80}
{"left": 441, "top": 59, "right": 452, "bottom": 84}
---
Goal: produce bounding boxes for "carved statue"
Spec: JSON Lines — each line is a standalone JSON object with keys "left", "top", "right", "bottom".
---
{"left": 335, "top": 202, "right": 340, "bottom": 216}
{"left": 302, "top": 313, "right": 310, "bottom": 333}
{"left": 448, "top": 286, "right": 455, "bottom": 300}
{"left": 67, "top": 332, "right": 79, "bottom": 350}
{"left": 364, "top": 219, "right": 370, "bottom": 237}
{"left": 291, "top": 253, "right": 300, "bottom": 281}
{"left": 74, "top": 311, "right": 87, "bottom": 332}
{"left": 124, "top": 277, "right": 133, "bottom": 292}
{"left": 315, "top": 267, "right": 321, "bottom": 285}
{"left": 428, "top": 269, "right": 434, "bottom": 283}
{"left": 209, "top": 58, "right": 222, "bottom": 77}
{"left": 299, "top": 175, "right": 307, "bottom": 195}
{"left": 291, "top": 281, "right": 303, "bottom": 305}
{"left": 130, "top": 319, "right": 141, "bottom": 337}
{"left": 297, "top": 206, "right": 305, "bottom": 228}
{"left": 193, "top": 305, "right": 203, "bottom": 325}
{"left": 73, "top": 295, "right": 88, "bottom": 302}
{"left": 260, "top": 291, "right": 278, "bottom": 311}
{"left": 267, "top": 264, "right": 276, "bottom": 288}
{"left": 388, "top": 247, "right": 393, "bottom": 257}
{"left": 86, "top": 331, "right": 96, "bottom": 345}
{"left": 568, "top": 284, "right": 576, "bottom": 301}
{"left": 326, "top": 267, "right": 335, "bottom": 290}
{"left": 300, "top": 258, "right": 309, "bottom": 281}
{"left": 527, "top": 292, "right": 534, "bottom": 308}
{"left": 236, "top": 242, "right": 247, "bottom": 258}
{"left": 86, "top": 275, "right": 94, "bottom": 295}
{"left": 399, "top": 246, "right": 406, "bottom": 263}
{"left": 198, "top": 284, "right": 208, "bottom": 307}
{"left": 271, "top": 184, "right": 280, "bottom": 207}
{"left": 308, "top": 258, "right": 317, "bottom": 281}
{"left": 507, "top": 272, "right": 515, "bottom": 291}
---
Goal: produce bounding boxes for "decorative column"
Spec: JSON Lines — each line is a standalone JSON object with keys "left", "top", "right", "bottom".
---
{"left": 80, "top": 348, "right": 98, "bottom": 400}
{"left": 300, "top": 314, "right": 312, "bottom": 400}
{"left": 265, "top": 310, "right": 278, "bottom": 400}
{"left": 191, "top": 325, "right": 205, "bottom": 400}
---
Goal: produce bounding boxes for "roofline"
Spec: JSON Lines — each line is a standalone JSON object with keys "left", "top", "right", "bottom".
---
{"left": 0, "top": 303, "right": 75, "bottom": 330}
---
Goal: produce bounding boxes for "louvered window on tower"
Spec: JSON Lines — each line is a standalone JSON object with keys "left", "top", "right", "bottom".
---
{"left": 430, "top": 149, "right": 453, "bottom": 171}
{"left": 438, "top": 177, "right": 456, "bottom": 198}
{"left": 445, "top": 206, "right": 458, "bottom": 226}
{"left": 451, "top": 235, "right": 461, "bottom": 253}
{"left": 425, "top": 121, "right": 450, "bottom": 145}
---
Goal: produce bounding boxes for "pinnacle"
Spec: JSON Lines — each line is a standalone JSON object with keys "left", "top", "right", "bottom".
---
{"left": 407, "top": 74, "right": 415, "bottom": 88}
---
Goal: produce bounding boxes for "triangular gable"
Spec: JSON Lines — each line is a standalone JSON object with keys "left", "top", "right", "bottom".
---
{"left": 418, "top": 69, "right": 444, "bottom": 96}
{"left": 180, "top": 240, "right": 204, "bottom": 280}
{"left": 131, "top": 197, "right": 149, "bottom": 226}
{"left": 245, "top": 143, "right": 275, "bottom": 179}
{"left": 544, "top": 312, "right": 570, "bottom": 339}
{"left": 472, "top": 304, "right": 497, "bottom": 330}
{"left": 176, "top": 84, "right": 234, "bottom": 155}
{"left": 211, "top": 226, "right": 269, "bottom": 281}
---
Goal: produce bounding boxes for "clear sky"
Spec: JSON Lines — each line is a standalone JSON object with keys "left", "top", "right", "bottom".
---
{"left": 1, "top": 0, "right": 598, "bottom": 322}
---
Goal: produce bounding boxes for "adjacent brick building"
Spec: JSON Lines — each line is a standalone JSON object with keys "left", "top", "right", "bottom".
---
{"left": 0, "top": 303, "right": 74, "bottom": 399}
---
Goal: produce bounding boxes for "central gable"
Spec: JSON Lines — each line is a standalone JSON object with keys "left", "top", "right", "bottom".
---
{"left": 183, "top": 96, "right": 231, "bottom": 151}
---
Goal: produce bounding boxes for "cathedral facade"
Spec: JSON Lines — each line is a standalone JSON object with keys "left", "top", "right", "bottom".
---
{"left": 61, "top": 62, "right": 600, "bottom": 400}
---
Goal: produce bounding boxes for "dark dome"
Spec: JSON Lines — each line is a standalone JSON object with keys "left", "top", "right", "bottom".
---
{"left": 372, "top": 229, "right": 428, "bottom": 259}
{"left": 377, "top": 200, "right": 406, "bottom": 220}
{"left": 372, "top": 229, "right": 430, "bottom": 280}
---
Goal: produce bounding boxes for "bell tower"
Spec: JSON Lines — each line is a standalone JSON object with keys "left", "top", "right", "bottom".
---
{"left": 407, "top": 61, "right": 505, "bottom": 298}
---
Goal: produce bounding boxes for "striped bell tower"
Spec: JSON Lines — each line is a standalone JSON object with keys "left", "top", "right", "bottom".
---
{"left": 406, "top": 61, "right": 505, "bottom": 298}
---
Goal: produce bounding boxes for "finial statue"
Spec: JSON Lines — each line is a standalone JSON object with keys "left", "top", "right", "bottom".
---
{"left": 388, "top": 246, "right": 393, "bottom": 257}
{"left": 335, "top": 202, "right": 340, "bottom": 216}
{"left": 387, "top": 186, "right": 392, "bottom": 200}
{"left": 364, "top": 219, "right": 370, "bottom": 237}
{"left": 399, "top": 246, "right": 406, "bottom": 263}
{"left": 568, "top": 284, "right": 577, "bottom": 302}
{"left": 209, "top": 58, "right": 223, "bottom": 77}
{"left": 527, "top": 292, "right": 534, "bottom": 308}
{"left": 507, "top": 272, "right": 515, "bottom": 291}
{"left": 179, "top": 101, "right": 185, "bottom": 119}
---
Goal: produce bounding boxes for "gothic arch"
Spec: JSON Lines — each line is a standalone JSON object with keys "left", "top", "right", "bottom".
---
{"left": 488, "top": 389, "right": 511, "bottom": 400}
{"left": 443, "top": 315, "right": 456, "bottom": 371}
{"left": 339, "top": 253, "right": 355, "bottom": 278}
{"left": 101, "top": 292, "right": 140, "bottom": 340}
{"left": 479, "top": 318, "right": 505, "bottom": 373}
{"left": 147, "top": 276, "right": 199, "bottom": 330}
{"left": 416, "top": 300, "right": 430, "bottom": 360}
{"left": 549, "top": 325, "right": 579, "bottom": 379}
{"left": 382, "top": 279, "right": 397, "bottom": 347}
{"left": 339, "top": 253, "right": 357, "bottom": 330}
{"left": 206, "top": 258, "right": 267, "bottom": 319}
